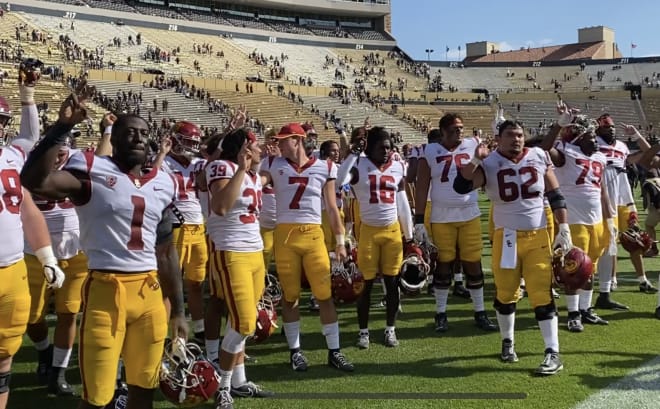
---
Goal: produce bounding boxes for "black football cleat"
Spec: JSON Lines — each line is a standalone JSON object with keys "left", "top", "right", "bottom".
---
{"left": 580, "top": 308, "right": 608, "bottom": 325}
{"left": 474, "top": 311, "right": 498, "bottom": 331}
{"left": 534, "top": 349, "right": 563, "bottom": 376}
{"left": 290, "top": 350, "right": 308, "bottom": 372}
{"left": 639, "top": 281, "right": 658, "bottom": 294}
{"left": 434, "top": 312, "right": 448, "bottom": 332}
{"left": 328, "top": 350, "right": 354, "bottom": 372}
{"left": 595, "top": 293, "right": 629, "bottom": 311}
{"left": 47, "top": 367, "right": 75, "bottom": 396}
{"left": 655, "top": 306, "right": 660, "bottom": 320}
{"left": 567, "top": 312, "right": 584, "bottom": 333}
{"left": 500, "top": 338, "right": 519, "bottom": 363}
{"left": 36, "top": 344, "right": 53, "bottom": 385}
{"left": 230, "top": 381, "right": 275, "bottom": 398}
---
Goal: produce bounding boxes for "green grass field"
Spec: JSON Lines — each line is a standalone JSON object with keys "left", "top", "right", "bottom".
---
{"left": 8, "top": 192, "right": 660, "bottom": 409}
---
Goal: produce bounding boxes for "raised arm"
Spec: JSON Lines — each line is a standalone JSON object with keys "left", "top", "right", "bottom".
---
{"left": 21, "top": 82, "right": 95, "bottom": 200}
{"left": 454, "top": 143, "right": 489, "bottom": 192}
{"left": 12, "top": 62, "right": 42, "bottom": 152}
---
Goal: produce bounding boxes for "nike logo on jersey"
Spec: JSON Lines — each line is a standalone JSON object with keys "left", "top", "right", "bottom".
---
{"left": 6, "top": 160, "right": 14, "bottom": 164}
{"left": 154, "top": 187, "right": 164, "bottom": 191}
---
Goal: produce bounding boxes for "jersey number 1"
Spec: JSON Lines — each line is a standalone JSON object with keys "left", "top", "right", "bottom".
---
{"left": 127, "top": 195, "right": 145, "bottom": 250}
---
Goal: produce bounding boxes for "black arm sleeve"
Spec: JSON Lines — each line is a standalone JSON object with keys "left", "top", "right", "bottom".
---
{"left": 453, "top": 172, "right": 475, "bottom": 195}
{"left": 545, "top": 188, "right": 567, "bottom": 211}
{"left": 23, "top": 122, "right": 73, "bottom": 169}
{"left": 155, "top": 210, "right": 174, "bottom": 246}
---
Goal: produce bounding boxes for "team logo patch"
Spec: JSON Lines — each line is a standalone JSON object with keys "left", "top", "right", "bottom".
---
{"left": 106, "top": 176, "right": 117, "bottom": 188}
{"left": 278, "top": 170, "right": 283, "bottom": 175}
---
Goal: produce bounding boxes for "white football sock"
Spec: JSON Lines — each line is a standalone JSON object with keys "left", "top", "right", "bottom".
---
{"left": 192, "top": 319, "right": 205, "bottom": 333}
{"left": 496, "top": 312, "right": 515, "bottom": 341}
{"left": 578, "top": 289, "right": 593, "bottom": 311}
{"left": 469, "top": 288, "right": 485, "bottom": 312}
{"left": 33, "top": 338, "right": 50, "bottom": 352}
{"left": 598, "top": 254, "right": 613, "bottom": 293}
{"left": 322, "top": 322, "right": 340, "bottom": 350}
{"left": 565, "top": 294, "right": 579, "bottom": 313}
{"left": 434, "top": 288, "right": 449, "bottom": 313}
{"left": 539, "top": 316, "right": 559, "bottom": 352}
{"left": 219, "top": 369, "right": 232, "bottom": 390}
{"left": 205, "top": 338, "right": 220, "bottom": 362}
{"left": 52, "top": 346, "right": 72, "bottom": 368}
{"left": 283, "top": 321, "right": 301, "bottom": 350}
{"left": 231, "top": 363, "right": 247, "bottom": 388}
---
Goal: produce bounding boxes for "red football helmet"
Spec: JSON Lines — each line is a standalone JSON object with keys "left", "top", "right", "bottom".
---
{"left": 399, "top": 242, "right": 431, "bottom": 296}
{"left": 331, "top": 255, "right": 365, "bottom": 304}
{"left": 619, "top": 226, "right": 653, "bottom": 253}
{"left": 264, "top": 273, "right": 282, "bottom": 306}
{"left": 252, "top": 297, "right": 278, "bottom": 343}
{"left": 160, "top": 338, "right": 220, "bottom": 407}
{"left": 552, "top": 247, "right": 594, "bottom": 291}
{"left": 171, "top": 121, "right": 202, "bottom": 155}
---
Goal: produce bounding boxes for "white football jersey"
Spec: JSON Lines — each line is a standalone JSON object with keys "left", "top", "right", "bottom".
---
{"left": 483, "top": 147, "right": 550, "bottom": 231}
{"left": 424, "top": 139, "right": 480, "bottom": 223}
{"left": 26, "top": 149, "right": 82, "bottom": 260}
{"left": 352, "top": 157, "right": 405, "bottom": 227}
{"left": 597, "top": 137, "right": 633, "bottom": 208}
{"left": 260, "top": 184, "right": 277, "bottom": 230}
{"left": 162, "top": 155, "right": 204, "bottom": 224}
{"left": 0, "top": 145, "right": 26, "bottom": 267}
{"left": 206, "top": 160, "right": 263, "bottom": 252}
{"left": 597, "top": 137, "right": 629, "bottom": 170}
{"left": 262, "top": 156, "right": 337, "bottom": 225}
{"left": 64, "top": 151, "right": 176, "bottom": 272}
{"left": 554, "top": 141, "right": 606, "bottom": 225}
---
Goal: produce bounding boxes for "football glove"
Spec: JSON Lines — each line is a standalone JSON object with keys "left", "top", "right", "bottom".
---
{"left": 552, "top": 223, "right": 573, "bottom": 255}
{"left": 44, "top": 264, "right": 65, "bottom": 289}
{"left": 35, "top": 246, "right": 65, "bottom": 289}
{"left": 413, "top": 223, "right": 429, "bottom": 244}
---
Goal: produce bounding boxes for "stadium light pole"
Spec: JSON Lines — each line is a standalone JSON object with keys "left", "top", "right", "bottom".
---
{"left": 425, "top": 48, "right": 434, "bottom": 62}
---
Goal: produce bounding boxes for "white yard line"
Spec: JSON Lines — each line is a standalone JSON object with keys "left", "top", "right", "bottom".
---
{"left": 573, "top": 355, "right": 660, "bottom": 409}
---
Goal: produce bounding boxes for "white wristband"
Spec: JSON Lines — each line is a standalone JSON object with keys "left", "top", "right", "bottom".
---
{"left": 470, "top": 157, "right": 482, "bottom": 167}
{"left": 19, "top": 85, "right": 35, "bottom": 104}
{"left": 104, "top": 126, "right": 113, "bottom": 135}
{"left": 335, "top": 234, "right": 345, "bottom": 245}
{"left": 35, "top": 246, "right": 57, "bottom": 267}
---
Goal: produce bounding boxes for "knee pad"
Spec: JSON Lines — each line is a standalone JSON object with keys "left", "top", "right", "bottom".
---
{"left": 221, "top": 327, "right": 247, "bottom": 354}
{"left": 534, "top": 303, "right": 558, "bottom": 321}
{"left": 465, "top": 272, "right": 484, "bottom": 289}
{"left": 432, "top": 264, "right": 452, "bottom": 288}
{"left": 0, "top": 371, "right": 10, "bottom": 394}
{"left": 493, "top": 299, "right": 516, "bottom": 315}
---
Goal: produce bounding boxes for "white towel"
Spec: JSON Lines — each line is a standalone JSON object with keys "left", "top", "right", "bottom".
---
{"left": 500, "top": 228, "right": 517, "bottom": 269}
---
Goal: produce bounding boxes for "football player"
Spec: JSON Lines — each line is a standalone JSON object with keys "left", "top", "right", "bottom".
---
{"left": 207, "top": 129, "right": 273, "bottom": 409}
{"left": 21, "top": 85, "right": 187, "bottom": 409}
{"left": 408, "top": 130, "right": 470, "bottom": 299}
{"left": 414, "top": 114, "right": 497, "bottom": 333}
{"left": 636, "top": 143, "right": 660, "bottom": 319}
{"left": 541, "top": 111, "right": 614, "bottom": 332}
{"left": 455, "top": 120, "right": 568, "bottom": 376}
{"left": 595, "top": 114, "right": 655, "bottom": 311}
{"left": 320, "top": 140, "right": 344, "bottom": 252}
{"left": 25, "top": 139, "right": 88, "bottom": 396}
{"left": 0, "top": 66, "right": 65, "bottom": 409}
{"left": 163, "top": 121, "right": 209, "bottom": 344}
{"left": 259, "top": 123, "right": 354, "bottom": 373}
{"left": 337, "top": 127, "right": 412, "bottom": 348}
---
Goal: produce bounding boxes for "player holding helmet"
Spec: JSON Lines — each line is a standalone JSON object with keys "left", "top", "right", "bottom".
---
{"left": 337, "top": 126, "right": 413, "bottom": 348}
